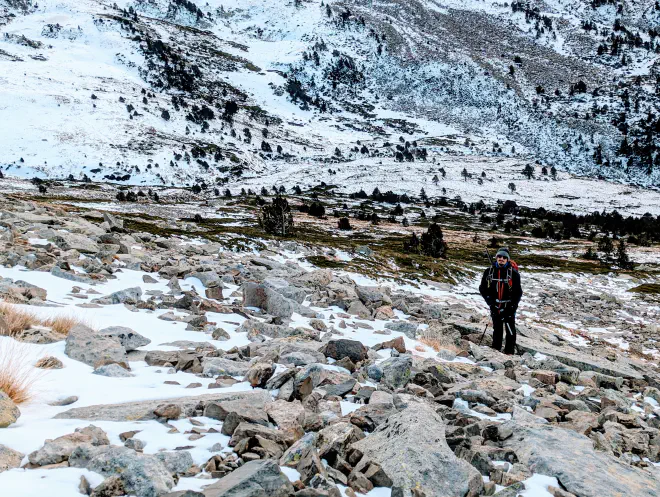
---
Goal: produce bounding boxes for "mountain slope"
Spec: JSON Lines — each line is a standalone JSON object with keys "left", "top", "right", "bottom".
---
{"left": 1, "top": 0, "right": 659, "bottom": 188}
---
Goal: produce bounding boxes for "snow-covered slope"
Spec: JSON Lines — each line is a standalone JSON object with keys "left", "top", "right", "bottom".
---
{"left": 1, "top": 0, "right": 659, "bottom": 187}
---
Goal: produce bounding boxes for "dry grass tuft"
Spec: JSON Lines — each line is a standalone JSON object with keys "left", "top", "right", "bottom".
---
{"left": 42, "top": 315, "right": 86, "bottom": 335}
{"left": 0, "top": 340, "right": 42, "bottom": 404}
{"left": 414, "top": 344, "right": 426, "bottom": 352}
{"left": 419, "top": 328, "right": 463, "bottom": 355}
{"left": 0, "top": 303, "right": 39, "bottom": 337}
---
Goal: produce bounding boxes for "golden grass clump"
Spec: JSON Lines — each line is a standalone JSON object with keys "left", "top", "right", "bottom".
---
{"left": 0, "top": 340, "right": 42, "bottom": 404}
{"left": 418, "top": 327, "right": 463, "bottom": 355}
{"left": 0, "top": 303, "right": 39, "bottom": 337}
{"left": 42, "top": 315, "right": 86, "bottom": 335}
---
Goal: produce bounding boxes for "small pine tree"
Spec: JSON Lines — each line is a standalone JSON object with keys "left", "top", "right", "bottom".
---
{"left": 550, "top": 166, "right": 557, "bottom": 179}
{"left": 308, "top": 201, "right": 325, "bottom": 217}
{"left": 338, "top": 217, "right": 352, "bottom": 230}
{"left": 461, "top": 168, "right": 469, "bottom": 181}
{"left": 420, "top": 223, "right": 447, "bottom": 257}
{"left": 258, "top": 197, "right": 294, "bottom": 236}
{"left": 402, "top": 217, "right": 409, "bottom": 227}
{"left": 432, "top": 174, "right": 439, "bottom": 185}
{"left": 615, "top": 239, "right": 632, "bottom": 269}
{"left": 522, "top": 164, "right": 534, "bottom": 179}
{"left": 508, "top": 182, "right": 516, "bottom": 194}
{"left": 583, "top": 247, "right": 598, "bottom": 260}
{"left": 598, "top": 234, "right": 614, "bottom": 257}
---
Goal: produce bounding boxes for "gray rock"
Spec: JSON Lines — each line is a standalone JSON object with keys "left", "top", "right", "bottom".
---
{"left": 356, "top": 286, "right": 390, "bottom": 307}
{"left": 346, "top": 300, "right": 370, "bottom": 318}
{"left": 48, "top": 395, "right": 79, "bottom": 406}
{"left": 280, "top": 351, "right": 319, "bottom": 366}
{"left": 99, "top": 326, "right": 151, "bottom": 351}
{"left": 51, "top": 265, "right": 92, "bottom": 283}
{"left": 65, "top": 324, "right": 128, "bottom": 368}
{"left": 384, "top": 321, "right": 418, "bottom": 339}
{"left": 70, "top": 446, "right": 174, "bottom": 497}
{"left": 187, "top": 271, "right": 221, "bottom": 288}
{"left": 502, "top": 421, "right": 660, "bottom": 497}
{"left": 51, "top": 232, "right": 99, "bottom": 254}
{"left": 238, "top": 320, "right": 318, "bottom": 342}
{"left": 202, "top": 357, "right": 250, "bottom": 377}
{"left": 380, "top": 355, "right": 413, "bottom": 389}
{"left": 0, "top": 444, "right": 24, "bottom": 472}
{"left": 55, "top": 391, "right": 272, "bottom": 422}
{"left": 93, "top": 363, "right": 135, "bottom": 378}
{"left": 351, "top": 403, "right": 483, "bottom": 497}
{"left": 28, "top": 425, "right": 109, "bottom": 466}
{"left": 155, "top": 451, "right": 194, "bottom": 476}
{"left": 105, "top": 287, "right": 143, "bottom": 304}
{"left": 367, "top": 364, "right": 383, "bottom": 382}
{"left": 201, "top": 459, "right": 294, "bottom": 497}
{"left": 0, "top": 391, "right": 20, "bottom": 428}
{"left": 322, "top": 339, "right": 368, "bottom": 363}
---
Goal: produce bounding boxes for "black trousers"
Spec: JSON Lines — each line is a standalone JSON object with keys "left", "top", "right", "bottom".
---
{"left": 491, "top": 313, "right": 516, "bottom": 355}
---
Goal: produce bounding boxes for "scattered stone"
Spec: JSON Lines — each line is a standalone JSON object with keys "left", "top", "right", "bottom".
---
{"left": 65, "top": 324, "right": 128, "bottom": 369}
{"left": 0, "top": 391, "right": 20, "bottom": 428}
{"left": 35, "top": 356, "right": 63, "bottom": 369}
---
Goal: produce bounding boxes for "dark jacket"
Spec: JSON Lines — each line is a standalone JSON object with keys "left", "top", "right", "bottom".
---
{"left": 479, "top": 262, "right": 522, "bottom": 313}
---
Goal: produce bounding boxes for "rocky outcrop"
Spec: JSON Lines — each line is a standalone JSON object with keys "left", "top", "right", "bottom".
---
{"left": 502, "top": 420, "right": 660, "bottom": 497}
{"left": 55, "top": 391, "right": 271, "bottom": 422}
{"left": 351, "top": 403, "right": 483, "bottom": 497}
{"left": 65, "top": 324, "right": 128, "bottom": 369}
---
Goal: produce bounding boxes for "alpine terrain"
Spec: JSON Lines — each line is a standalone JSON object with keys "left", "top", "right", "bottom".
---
{"left": 1, "top": 1, "right": 660, "bottom": 497}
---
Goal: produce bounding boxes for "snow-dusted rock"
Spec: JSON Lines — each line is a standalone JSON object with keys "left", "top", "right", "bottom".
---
{"left": 65, "top": 324, "right": 128, "bottom": 368}
{"left": 99, "top": 326, "right": 151, "bottom": 351}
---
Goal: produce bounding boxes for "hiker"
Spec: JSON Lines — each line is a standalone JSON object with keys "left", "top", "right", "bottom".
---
{"left": 479, "top": 247, "right": 522, "bottom": 354}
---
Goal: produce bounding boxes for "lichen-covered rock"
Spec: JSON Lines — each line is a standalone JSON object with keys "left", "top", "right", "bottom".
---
{"left": 99, "top": 326, "right": 150, "bottom": 351}
{"left": 0, "top": 444, "right": 24, "bottom": 472}
{"left": 201, "top": 459, "right": 294, "bottom": 497}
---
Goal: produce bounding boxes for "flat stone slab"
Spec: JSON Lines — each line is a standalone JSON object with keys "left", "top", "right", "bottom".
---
{"left": 54, "top": 391, "right": 272, "bottom": 422}
{"left": 517, "top": 332, "right": 644, "bottom": 380}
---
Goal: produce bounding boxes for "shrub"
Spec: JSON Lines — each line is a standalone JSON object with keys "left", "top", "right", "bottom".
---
{"left": 420, "top": 223, "right": 447, "bottom": 257}
{"left": 258, "top": 196, "right": 294, "bottom": 236}
{"left": 308, "top": 201, "right": 326, "bottom": 218}
{"left": 338, "top": 217, "right": 352, "bottom": 230}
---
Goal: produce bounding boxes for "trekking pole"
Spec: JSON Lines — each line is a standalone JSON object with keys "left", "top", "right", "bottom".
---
{"left": 478, "top": 322, "right": 489, "bottom": 346}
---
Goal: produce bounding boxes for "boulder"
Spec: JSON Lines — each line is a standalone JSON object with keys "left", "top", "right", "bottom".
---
{"left": 70, "top": 446, "right": 175, "bottom": 497}
{"left": 28, "top": 425, "right": 109, "bottom": 466}
{"left": 0, "top": 391, "right": 20, "bottom": 428}
{"left": 0, "top": 444, "right": 24, "bottom": 472}
{"left": 93, "top": 363, "right": 134, "bottom": 378}
{"left": 55, "top": 391, "right": 271, "bottom": 422}
{"left": 351, "top": 403, "right": 483, "bottom": 497}
{"left": 105, "top": 287, "right": 143, "bottom": 305}
{"left": 99, "top": 326, "right": 151, "bottom": 351}
{"left": 242, "top": 282, "right": 299, "bottom": 318}
{"left": 384, "top": 321, "right": 418, "bottom": 339}
{"left": 380, "top": 355, "right": 413, "bottom": 389}
{"left": 321, "top": 339, "right": 368, "bottom": 363}
{"left": 502, "top": 421, "right": 660, "bottom": 497}
{"left": 65, "top": 324, "right": 128, "bottom": 368}
{"left": 244, "top": 362, "right": 275, "bottom": 388}
{"left": 202, "top": 357, "right": 250, "bottom": 377}
{"left": 51, "top": 232, "right": 99, "bottom": 254}
{"left": 201, "top": 459, "right": 294, "bottom": 497}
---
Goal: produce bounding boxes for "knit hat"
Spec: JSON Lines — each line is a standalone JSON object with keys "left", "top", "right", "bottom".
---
{"left": 495, "top": 247, "right": 510, "bottom": 259}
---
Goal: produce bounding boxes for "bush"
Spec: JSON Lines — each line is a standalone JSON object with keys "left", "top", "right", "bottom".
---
{"left": 308, "top": 201, "right": 326, "bottom": 217}
{"left": 338, "top": 217, "right": 352, "bottom": 230}
{"left": 403, "top": 223, "right": 447, "bottom": 258}
{"left": 258, "top": 196, "right": 294, "bottom": 236}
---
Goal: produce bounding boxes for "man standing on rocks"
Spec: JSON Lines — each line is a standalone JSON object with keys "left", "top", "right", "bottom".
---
{"left": 479, "top": 247, "right": 522, "bottom": 355}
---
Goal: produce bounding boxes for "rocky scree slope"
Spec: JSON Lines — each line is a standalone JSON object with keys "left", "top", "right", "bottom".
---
{"left": 0, "top": 197, "right": 659, "bottom": 496}
{"left": 1, "top": 0, "right": 660, "bottom": 187}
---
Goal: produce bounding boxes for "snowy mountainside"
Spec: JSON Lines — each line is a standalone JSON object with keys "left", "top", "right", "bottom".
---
{"left": 1, "top": 0, "right": 660, "bottom": 189}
